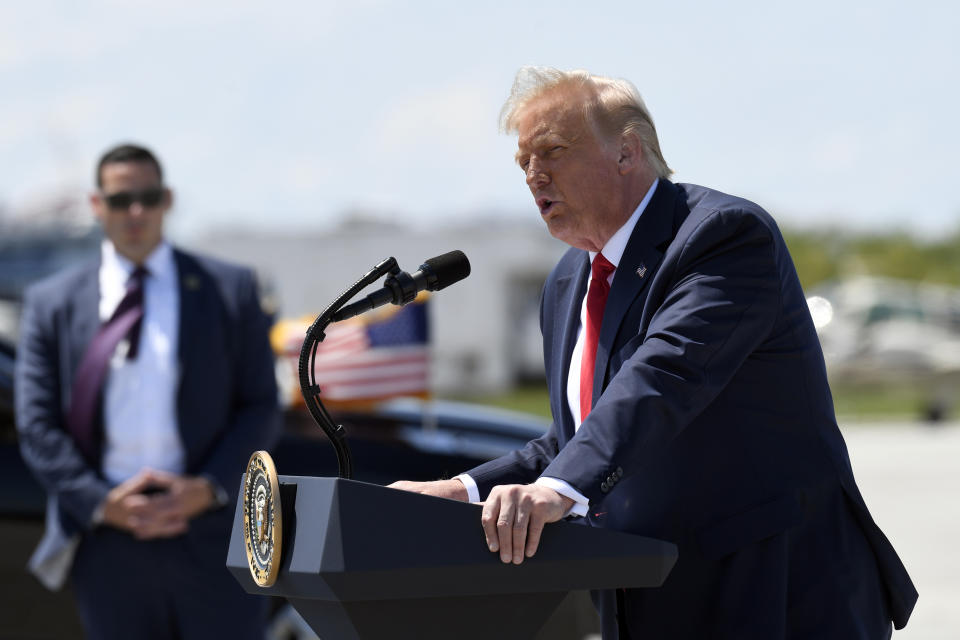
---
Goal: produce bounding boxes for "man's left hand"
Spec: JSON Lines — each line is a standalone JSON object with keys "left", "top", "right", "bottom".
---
{"left": 481, "top": 484, "right": 574, "bottom": 565}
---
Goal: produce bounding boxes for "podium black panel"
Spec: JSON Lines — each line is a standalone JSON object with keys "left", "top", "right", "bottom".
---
{"left": 288, "top": 593, "right": 564, "bottom": 640}
{"left": 228, "top": 476, "right": 677, "bottom": 639}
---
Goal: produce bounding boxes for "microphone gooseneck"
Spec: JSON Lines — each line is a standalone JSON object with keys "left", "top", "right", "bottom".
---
{"left": 297, "top": 251, "right": 470, "bottom": 479}
{"left": 297, "top": 256, "right": 400, "bottom": 479}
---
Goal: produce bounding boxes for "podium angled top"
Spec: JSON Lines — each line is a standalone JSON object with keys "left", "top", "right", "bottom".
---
{"left": 227, "top": 476, "right": 676, "bottom": 602}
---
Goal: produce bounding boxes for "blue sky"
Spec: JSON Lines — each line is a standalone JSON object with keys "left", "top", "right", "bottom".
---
{"left": 2, "top": 0, "right": 957, "bottom": 239}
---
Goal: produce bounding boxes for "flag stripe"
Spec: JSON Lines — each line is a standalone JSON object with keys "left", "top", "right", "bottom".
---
{"left": 313, "top": 348, "right": 428, "bottom": 369}
{"left": 314, "top": 361, "right": 428, "bottom": 385}
{"left": 320, "top": 378, "right": 430, "bottom": 399}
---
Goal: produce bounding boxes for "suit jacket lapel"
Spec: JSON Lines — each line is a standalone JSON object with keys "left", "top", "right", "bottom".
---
{"left": 593, "top": 181, "right": 679, "bottom": 402}
{"left": 554, "top": 253, "right": 589, "bottom": 440}
{"left": 175, "top": 250, "right": 201, "bottom": 366}
{"left": 67, "top": 264, "right": 101, "bottom": 385}
{"left": 174, "top": 250, "right": 208, "bottom": 450}
{"left": 59, "top": 262, "right": 102, "bottom": 461}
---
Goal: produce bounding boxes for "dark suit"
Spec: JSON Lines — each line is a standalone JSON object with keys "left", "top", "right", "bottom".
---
{"left": 15, "top": 247, "right": 280, "bottom": 639}
{"left": 468, "top": 181, "right": 917, "bottom": 638}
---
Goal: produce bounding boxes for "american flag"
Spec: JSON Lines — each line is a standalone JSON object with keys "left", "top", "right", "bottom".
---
{"left": 272, "top": 296, "right": 430, "bottom": 408}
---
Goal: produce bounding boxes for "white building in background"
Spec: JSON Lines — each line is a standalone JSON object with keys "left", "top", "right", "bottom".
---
{"left": 190, "top": 219, "right": 568, "bottom": 396}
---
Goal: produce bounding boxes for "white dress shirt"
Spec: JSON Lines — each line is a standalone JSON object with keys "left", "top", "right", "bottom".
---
{"left": 459, "top": 179, "right": 659, "bottom": 517}
{"left": 99, "top": 240, "right": 185, "bottom": 484}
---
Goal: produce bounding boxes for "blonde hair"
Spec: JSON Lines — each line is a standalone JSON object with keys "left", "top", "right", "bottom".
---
{"left": 499, "top": 66, "right": 673, "bottom": 178}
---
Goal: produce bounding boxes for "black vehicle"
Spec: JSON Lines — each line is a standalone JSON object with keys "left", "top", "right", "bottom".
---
{"left": 0, "top": 340, "right": 599, "bottom": 639}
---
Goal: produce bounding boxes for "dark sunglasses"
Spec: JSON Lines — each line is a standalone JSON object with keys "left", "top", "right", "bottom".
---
{"left": 101, "top": 188, "right": 166, "bottom": 210}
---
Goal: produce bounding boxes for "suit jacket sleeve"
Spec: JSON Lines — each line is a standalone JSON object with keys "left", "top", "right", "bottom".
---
{"left": 193, "top": 268, "right": 280, "bottom": 499}
{"left": 15, "top": 285, "right": 110, "bottom": 529}
{"left": 467, "top": 421, "right": 560, "bottom": 491}
{"left": 544, "top": 207, "right": 782, "bottom": 505}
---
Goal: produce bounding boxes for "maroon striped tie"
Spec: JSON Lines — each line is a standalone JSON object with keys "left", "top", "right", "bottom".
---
{"left": 67, "top": 267, "right": 147, "bottom": 460}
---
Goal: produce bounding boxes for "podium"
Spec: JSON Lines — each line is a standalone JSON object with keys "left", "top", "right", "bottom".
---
{"left": 227, "top": 476, "right": 677, "bottom": 640}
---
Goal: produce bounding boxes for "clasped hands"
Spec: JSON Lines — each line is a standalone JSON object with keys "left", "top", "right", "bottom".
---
{"left": 388, "top": 479, "right": 574, "bottom": 564}
{"left": 101, "top": 468, "right": 217, "bottom": 540}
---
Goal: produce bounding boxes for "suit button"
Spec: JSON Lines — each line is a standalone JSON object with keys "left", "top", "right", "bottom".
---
{"left": 601, "top": 481, "right": 609, "bottom": 493}
{"left": 616, "top": 467, "right": 624, "bottom": 477}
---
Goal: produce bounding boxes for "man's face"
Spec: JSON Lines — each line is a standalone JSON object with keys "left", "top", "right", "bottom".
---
{"left": 514, "top": 88, "right": 625, "bottom": 252}
{"left": 91, "top": 161, "right": 171, "bottom": 264}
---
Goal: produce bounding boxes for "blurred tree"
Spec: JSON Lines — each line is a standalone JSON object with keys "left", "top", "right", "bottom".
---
{"left": 783, "top": 227, "right": 960, "bottom": 291}
{"left": 782, "top": 229, "right": 845, "bottom": 291}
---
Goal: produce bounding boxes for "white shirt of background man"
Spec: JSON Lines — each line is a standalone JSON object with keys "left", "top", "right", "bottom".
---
{"left": 98, "top": 240, "right": 185, "bottom": 484}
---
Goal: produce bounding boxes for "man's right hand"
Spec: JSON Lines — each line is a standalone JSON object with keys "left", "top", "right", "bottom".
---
{"left": 101, "top": 469, "right": 189, "bottom": 539}
{"left": 388, "top": 478, "right": 469, "bottom": 502}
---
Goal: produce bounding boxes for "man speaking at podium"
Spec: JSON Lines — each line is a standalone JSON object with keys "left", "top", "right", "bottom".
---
{"left": 391, "top": 67, "right": 917, "bottom": 638}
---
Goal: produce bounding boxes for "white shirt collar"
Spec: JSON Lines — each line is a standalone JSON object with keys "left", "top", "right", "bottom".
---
{"left": 588, "top": 178, "right": 659, "bottom": 268}
{"left": 101, "top": 240, "right": 175, "bottom": 284}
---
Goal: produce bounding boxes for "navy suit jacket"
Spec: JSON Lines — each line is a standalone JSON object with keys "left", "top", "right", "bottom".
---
{"left": 468, "top": 182, "right": 917, "bottom": 638}
{"left": 15, "top": 247, "right": 280, "bottom": 589}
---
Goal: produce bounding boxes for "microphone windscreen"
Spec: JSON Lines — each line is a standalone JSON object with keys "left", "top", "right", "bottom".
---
{"left": 423, "top": 250, "right": 471, "bottom": 290}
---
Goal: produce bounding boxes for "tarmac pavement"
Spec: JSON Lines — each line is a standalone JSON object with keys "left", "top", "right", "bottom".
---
{"left": 840, "top": 421, "right": 960, "bottom": 639}
{"left": 4, "top": 421, "right": 954, "bottom": 639}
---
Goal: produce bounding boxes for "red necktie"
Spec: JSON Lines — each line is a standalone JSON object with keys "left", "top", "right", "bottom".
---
{"left": 580, "top": 253, "right": 615, "bottom": 422}
{"left": 67, "top": 266, "right": 147, "bottom": 460}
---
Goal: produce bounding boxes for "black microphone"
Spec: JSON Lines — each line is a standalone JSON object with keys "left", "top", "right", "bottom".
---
{"left": 332, "top": 250, "right": 471, "bottom": 322}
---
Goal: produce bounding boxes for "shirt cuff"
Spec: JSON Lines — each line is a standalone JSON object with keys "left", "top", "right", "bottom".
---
{"left": 90, "top": 501, "right": 106, "bottom": 527}
{"left": 455, "top": 474, "right": 480, "bottom": 503}
{"left": 200, "top": 474, "right": 230, "bottom": 510}
{"left": 535, "top": 476, "right": 589, "bottom": 518}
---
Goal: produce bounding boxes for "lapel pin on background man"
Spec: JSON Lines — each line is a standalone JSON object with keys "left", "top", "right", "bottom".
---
{"left": 15, "top": 144, "right": 280, "bottom": 640}
{"left": 390, "top": 67, "right": 917, "bottom": 639}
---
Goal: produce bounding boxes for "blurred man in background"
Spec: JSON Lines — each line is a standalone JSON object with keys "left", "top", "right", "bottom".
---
{"left": 392, "top": 67, "right": 917, "bottom": 639}
{"left": 15, "top": 144, "right": 280, "bottom": 639}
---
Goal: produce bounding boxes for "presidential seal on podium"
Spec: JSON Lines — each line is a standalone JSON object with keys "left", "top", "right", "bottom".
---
{"left": 242, "top": 450, "right": 283, "bottom": 587}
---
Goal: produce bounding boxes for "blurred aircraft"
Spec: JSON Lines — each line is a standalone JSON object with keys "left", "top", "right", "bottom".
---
{"left": 807, "top": 276, "right": 960, "bottom": 420}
